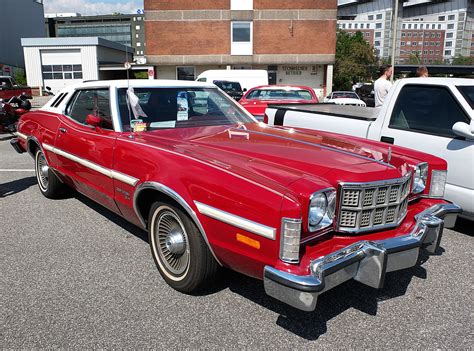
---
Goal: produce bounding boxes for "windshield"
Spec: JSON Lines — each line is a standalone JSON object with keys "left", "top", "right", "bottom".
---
{"left": 213, "top": 81, "right": 242, "bottom": 91}
{"left": 0, "top": 77, "right": 13, "bottom": 88}
{"left": 246, "top": 89, "right": 313, "bottom": 100}
{"left": 457, "top": 86, "right": 474, "bottom": 109}
{"left": 117, "top": 87, "right": 254, "bottom": 132}
{"left": 332, "top": 92, "right": 358, "bottom": 99}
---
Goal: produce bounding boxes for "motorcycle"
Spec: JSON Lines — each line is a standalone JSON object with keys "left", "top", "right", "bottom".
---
{"left": 0, "top": 93, "right": 32, "bottom": 133}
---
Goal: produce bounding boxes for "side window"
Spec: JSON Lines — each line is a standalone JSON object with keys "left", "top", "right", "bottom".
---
{"left": 66, "top": 89, "right": 113, "bottom": 129}
{"left": 389, "top": 85, "right": 470, "bottom": 138}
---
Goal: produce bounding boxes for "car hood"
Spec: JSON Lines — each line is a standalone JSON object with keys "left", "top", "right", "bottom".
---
{"left": 138, "top": 123, "right": 409, "bottom": 195}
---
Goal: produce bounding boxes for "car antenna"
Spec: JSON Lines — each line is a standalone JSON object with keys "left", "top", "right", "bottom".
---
{"left": 124, "top": 44, "right": 133, "bottom": 129}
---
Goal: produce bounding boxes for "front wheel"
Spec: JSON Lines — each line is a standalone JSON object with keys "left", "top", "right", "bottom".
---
{"left": 148, "top": 202, "right": 219, "bottom": 293}
{"left": 34, "top": 149, "right": 66, "bottom": 198}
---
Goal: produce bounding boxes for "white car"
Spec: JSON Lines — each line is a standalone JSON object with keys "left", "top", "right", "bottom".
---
{"left": 266, "top": 78, "right": 474, "bottom": 220}
{"left": 324, "top": 91, "right": 366, "bottom": 106}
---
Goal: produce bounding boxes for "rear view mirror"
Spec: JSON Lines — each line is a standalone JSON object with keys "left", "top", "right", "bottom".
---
{"left": 243, "top": 88, "right": 247, "bottom": 92}
{"left": 452, "top": 121, "right": 474, "bottom": 140}
{"left": 86, "top": 114, "right": 102, "bottom": 128}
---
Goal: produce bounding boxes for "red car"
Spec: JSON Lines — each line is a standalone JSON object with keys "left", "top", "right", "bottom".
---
{"left": 11, "top": 80, "right": 460, "bottom": 312}
{"left": 239, "top": 85, "right": 319, "bottom": 121}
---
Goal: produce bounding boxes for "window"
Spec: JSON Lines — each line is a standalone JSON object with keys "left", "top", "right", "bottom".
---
{"left": 42, "top": 64, "right": 82, "bottom": 80}
{"left": 66, "top": 89, "right": 113, "bottom": 129}
{"left": 354, "top": 24, "right": 358, "bottom": 29}
{"left": 446, "top": 41, "right": 452, "bottom": 47}
{"left": 231, "top": 21, "right": 252, "bottom": 55}
{"left": 408, "top": 24, "right": 412, "bottom": 29}
{"left": 438, "top": 16, "right": 445, "bottom": 21}
{"left": 414, "top": 24, "right": 418, "bottom": 29}
{"left": 368, "top": 15, "right": 374, "bottom": 21}
{"left": 438, "top": 24, "right": 441, "bottom": 29}
{"left": 348, "top": 23, "right": 352, "bottom": 29}
{"left": 418, "top": 41, "right": 423, "bottom": 46}
{"left": 135, "top": 25, "right": 140, "bottom": 30}
{"left": 431, "top": 33, "right": 435, "bottom": 38}
{"left": 407, "top": 32, "right": 412, "bottom": 37}
{"left": 432, "top": 24, "right": 435, "bottom": 29}
{"left": 176, "top": 66, "right": 195, "bottom": 81}
{"left": 374, "top": 41, "right": 381, "bottom": 46}
{"left": 436, "top": 33, "right": 441, "bottom": 38}
{"left": 116, "top": 88, "right": 254, "bottom": 132}
{"left": 389, "top": 85, "right": 470, "bottom": 138}
{"left": 231, "top": 0, "right": 253, "bottom": 10}
{"left": 341, "top": 23, "right": 346, "bottom": 29}
{"left": 402, "top": 24, "right": 406, "bottom": 29}
{"left": 448, "top": 15, "right": 455, "bottom": 21}
{"left": 447, "top": 24, "right": 454, "bottom": 29}
{"left": 457, "top": 86, "right": 474, "bottom": 109}
{"left": 376, "top": 14, "right": 382, "bottom": 20}
{"left": 375, "top": 23, "right": 382, "bottom": 29}
{"left": 413, "top": 32, "right": 418, "bottom": 37}
{"left": 401, "top": 41, "right": 406, "bottom": 46}
{"left": 445, "top": 50, "right": 451, "bottom": 56}
{"left": 401, "top": 32, "right": 406, "bottom": 37}
{"left": 430, "top": 50, "right": 434, "bottom": 55}
{"left": 447, "top": 32, "right": 453, "bottom": 38}
{"left": 423, "top": 50, "right": 428, "bottom": 54}
{"left": 136, "top": 42, "right": 141, "bottom": 47}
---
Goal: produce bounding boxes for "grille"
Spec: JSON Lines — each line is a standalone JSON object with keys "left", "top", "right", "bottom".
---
{"left": 337, "top": 174, "right": 412, "bottom": 232}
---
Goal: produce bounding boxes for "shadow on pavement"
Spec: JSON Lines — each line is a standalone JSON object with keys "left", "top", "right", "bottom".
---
{"left": 0, "top": 176, "right": 37, "bottom": 197}
{"left": 453, "top": 218, "right": 473, "bottom": 236}
{"left": 225, "top": 252, "right": 431, "bottom": 340}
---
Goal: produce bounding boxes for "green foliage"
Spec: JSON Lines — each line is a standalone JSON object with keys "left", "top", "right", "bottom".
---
{"left": 133, "top": 71, "right": 148, "bottom": 79}
{"left": 334, "top": 31, "right": 378, "bottom": 90}
{"left": 13, "top": 70, "right": 27, "bottom": 86}
{"left": 406, "top": 53, "right": 421, "bottom": 65}
{"left": 452, "top": 56, "right": 474, "bottom": 65}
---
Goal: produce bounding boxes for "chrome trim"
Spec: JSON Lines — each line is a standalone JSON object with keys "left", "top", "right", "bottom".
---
{"left": 133, "top": 181, "right": 222, "bottom": 265}
{"left": 42, "top": 143, "right": 139, "bottom": 186}
{"left": 336, "top": 173, "right": 412, "bottom": 233}
{"left": 195, "top": 201, "right": 276, "bottom": 240}
{"left": 412, "top": 162, "right": 428, "bottom": 194}
{"left": 308, "top": 187, "right": 336, "bottom": 232}
{"left": 248, "top": 128, "right": 396, "bottom": 169}
{"left": 280, "top": 217, "right": 302, "bottom": 264}
{"left": 14, "top": 132, "right": 27, "bottom": 140}
{"left": 264, "top": 203, "right": 461, "bottom": 311}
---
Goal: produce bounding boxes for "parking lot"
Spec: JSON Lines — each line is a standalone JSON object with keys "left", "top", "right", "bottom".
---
{"left": 0, "top": 136, "right": 472, "bottom": 348}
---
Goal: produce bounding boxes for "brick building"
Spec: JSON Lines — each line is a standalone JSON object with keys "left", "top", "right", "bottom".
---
{"left": 399, "top": 29, "right": 445, "bottom": 64}
{"left": 144, "top": 0, "right": 337, "bottom": 98}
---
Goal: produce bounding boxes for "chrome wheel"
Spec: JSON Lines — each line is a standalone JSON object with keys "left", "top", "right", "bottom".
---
{"left": 36, "top": 151, "right": 49, "bottom": 191}
{"left": 154, "top": 208, "right": 190, "bottom": 278}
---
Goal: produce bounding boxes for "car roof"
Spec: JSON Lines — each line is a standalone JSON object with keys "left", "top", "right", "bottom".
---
{"left": 249, "top": 85, "right": 313, "bottom": 91}
{"left": 398, "top": 77, "right": 474, "bottom": 87}
{"left": 65, "top": 79, "right": 216, "bottom": 91}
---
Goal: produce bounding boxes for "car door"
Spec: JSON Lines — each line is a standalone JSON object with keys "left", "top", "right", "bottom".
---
{"left": 53, "top": 88, "right": 120, "bottom": 214}
{"left": 377, "top": 84, "right": 474, "bottom": 215}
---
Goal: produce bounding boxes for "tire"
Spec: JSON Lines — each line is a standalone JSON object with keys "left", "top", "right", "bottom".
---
{"left": 34, "top": 149, "right": 66, "bottom": 199}
{"left": 148, "top": 201, "right": 219, "bottom": 293}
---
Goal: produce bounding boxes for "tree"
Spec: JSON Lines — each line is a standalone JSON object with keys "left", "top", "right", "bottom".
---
{"left": 13, "top": 70, "right": 27, "bottom": 86}
{"left": 452, "top": 56, "right": 474, "bottom": 65}
{"left": 333, "top": 30, "right": 378, "bottom": 90}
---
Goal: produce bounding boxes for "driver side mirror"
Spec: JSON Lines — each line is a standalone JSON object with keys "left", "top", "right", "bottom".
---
{"left": 86, "top": 114, "right": 102, "bottom": 128}
{"left": 452, "top": 121, "right": 474, "bottom": 140}
{"left": 243, "top": 88, "right": 247, "bottom": 92}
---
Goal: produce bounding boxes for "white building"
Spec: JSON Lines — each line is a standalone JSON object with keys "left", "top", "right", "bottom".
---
{"left": 21, "top": 37, "right": 134, "bottom": 93}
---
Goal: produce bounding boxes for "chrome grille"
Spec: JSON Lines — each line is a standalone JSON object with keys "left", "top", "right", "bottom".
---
{"left": 337, "top": 173, "right": 412, "bottom": 233}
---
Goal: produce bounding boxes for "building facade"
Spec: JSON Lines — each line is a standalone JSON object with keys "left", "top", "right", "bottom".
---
{"left": 22, "top": 37, "right": 133, "bottom": 93}
{"left": 144, "top": 0, "right": 337, "bottom": 98}
{"left": 0, "top": 0, "right": 45, "bottom": 75}
{"left": 45, "top": 14, "right": 146, "bottom": 59}
{"left": 337, "top": 0, "right": 473, "bottom": 64}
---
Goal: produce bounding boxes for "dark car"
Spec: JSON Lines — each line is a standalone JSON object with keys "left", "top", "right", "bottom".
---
{"left": 213, "top": 80, "right": 244, "bottom": 101}
{"left": 356, "top": 84, "right": 375, "bottom": 107}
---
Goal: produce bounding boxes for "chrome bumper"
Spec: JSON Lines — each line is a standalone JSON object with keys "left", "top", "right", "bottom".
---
{"left": 264, "top": 203, "right": 461, "bottom": 311}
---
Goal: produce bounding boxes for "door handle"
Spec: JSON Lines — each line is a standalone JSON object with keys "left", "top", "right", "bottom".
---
{"left": 381, "top": 136, "right": 394, "bottom": 144}
{"left": 59, "top": 128, "right": 67, "bottom": 133}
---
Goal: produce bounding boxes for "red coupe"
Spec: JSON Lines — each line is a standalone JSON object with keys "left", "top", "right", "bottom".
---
{"left": 238, "top": 85, "right": 319, "bottom": 121}
{"left": 11, "top": 80, "right": 460, "bottom": 312}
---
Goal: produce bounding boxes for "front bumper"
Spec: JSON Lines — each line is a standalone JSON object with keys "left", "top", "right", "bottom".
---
{"left": 263, "top": 203, "right": 461, "bottom": 311}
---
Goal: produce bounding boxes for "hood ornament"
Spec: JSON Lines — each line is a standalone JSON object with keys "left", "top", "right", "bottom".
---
{"left": 387, "top": 147, "right": 392, "bottom": 164}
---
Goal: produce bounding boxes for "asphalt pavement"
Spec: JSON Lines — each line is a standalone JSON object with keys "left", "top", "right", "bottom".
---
{"left": 0, "top": 136, "right": 473, "bottom": 348}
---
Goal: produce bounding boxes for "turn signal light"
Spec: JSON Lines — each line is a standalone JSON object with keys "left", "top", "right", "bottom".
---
{"left": 236, "top": 233, "right": 261, "bottom": 249}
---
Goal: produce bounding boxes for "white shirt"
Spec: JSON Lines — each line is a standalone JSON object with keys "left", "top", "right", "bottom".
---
{"left": 374, "top": 78, "right": 392, "bottom": 107}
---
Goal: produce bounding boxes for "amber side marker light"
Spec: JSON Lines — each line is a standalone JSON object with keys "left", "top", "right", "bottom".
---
{"left": 236, "top": 233, "right": 261, "bottom": 249}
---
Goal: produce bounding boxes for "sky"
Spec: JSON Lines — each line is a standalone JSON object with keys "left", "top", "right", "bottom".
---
{"left": 43, "top": 0, "right": 144, "bottom": 16}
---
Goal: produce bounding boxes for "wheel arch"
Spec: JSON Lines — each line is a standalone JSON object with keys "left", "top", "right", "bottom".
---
{"left": 133, "top": 181, "right": 222, "bottom": 266}
{"left": 26, "top": 136, "right": 43, "bottom": 158}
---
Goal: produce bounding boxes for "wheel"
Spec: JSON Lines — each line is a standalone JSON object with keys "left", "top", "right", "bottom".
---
{"left": 34, "top": 149, "right": 66, "bottom": 198}
{"left": 148, "top": 202, "right": 219, "bottom": 293}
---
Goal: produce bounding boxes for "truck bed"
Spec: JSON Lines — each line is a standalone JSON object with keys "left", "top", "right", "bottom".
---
{"left": 267, "top": 103, "right": 377, "bottom": 121}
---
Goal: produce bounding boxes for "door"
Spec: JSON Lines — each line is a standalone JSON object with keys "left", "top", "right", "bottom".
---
{"left": 378, "top": 84, "right": 474, "bottom": 215}
{"left": 54, "top": 88, "right": 120, "bottom": 213}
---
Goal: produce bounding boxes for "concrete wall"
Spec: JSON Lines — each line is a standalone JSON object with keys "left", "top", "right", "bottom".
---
{"left": 0, "top": 0, "right": 45, "bottom": 70}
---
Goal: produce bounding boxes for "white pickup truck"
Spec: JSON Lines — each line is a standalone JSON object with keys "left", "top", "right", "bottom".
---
{"left": 266, "top": 78, "right": 474, "bottom": 220}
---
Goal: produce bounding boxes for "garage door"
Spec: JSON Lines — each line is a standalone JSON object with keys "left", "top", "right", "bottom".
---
{"left": 41, "top": 49, "right": 83, "bottom": 94}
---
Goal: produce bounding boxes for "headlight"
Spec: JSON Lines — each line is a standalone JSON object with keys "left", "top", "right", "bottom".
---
{"left": 429, "top": 170, "right": 447, "bottom": 198}
{"left": 412, "top": 163, "right": 428, "bottom": 194}
{"left": 308, "top": 188, "right": 336, "bottom": 232}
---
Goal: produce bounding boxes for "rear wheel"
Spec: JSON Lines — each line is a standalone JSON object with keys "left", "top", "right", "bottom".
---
{"left": 148, "top": 201, "right": 219, "bottom": 293}
{"left": 34, "top": 149, "right": 66, "bottom": 198}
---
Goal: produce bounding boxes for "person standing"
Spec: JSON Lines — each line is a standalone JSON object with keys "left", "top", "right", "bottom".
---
{"left": 416, "top": 66, "right": 429, "bottom": 77}
{"left": 374, "top": 64, "right": 393, "bottom": 107}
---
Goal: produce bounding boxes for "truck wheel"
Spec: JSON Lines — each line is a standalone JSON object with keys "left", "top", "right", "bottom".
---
{"left": 34, "top": 149, "right": 66, "bottom": 199}
{"left": 148, "top": 201, "right": 219, "bottom": 293}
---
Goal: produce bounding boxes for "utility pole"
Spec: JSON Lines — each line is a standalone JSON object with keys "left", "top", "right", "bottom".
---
{"left": 390, "top": 0, "right": 400, "bottom": 82}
